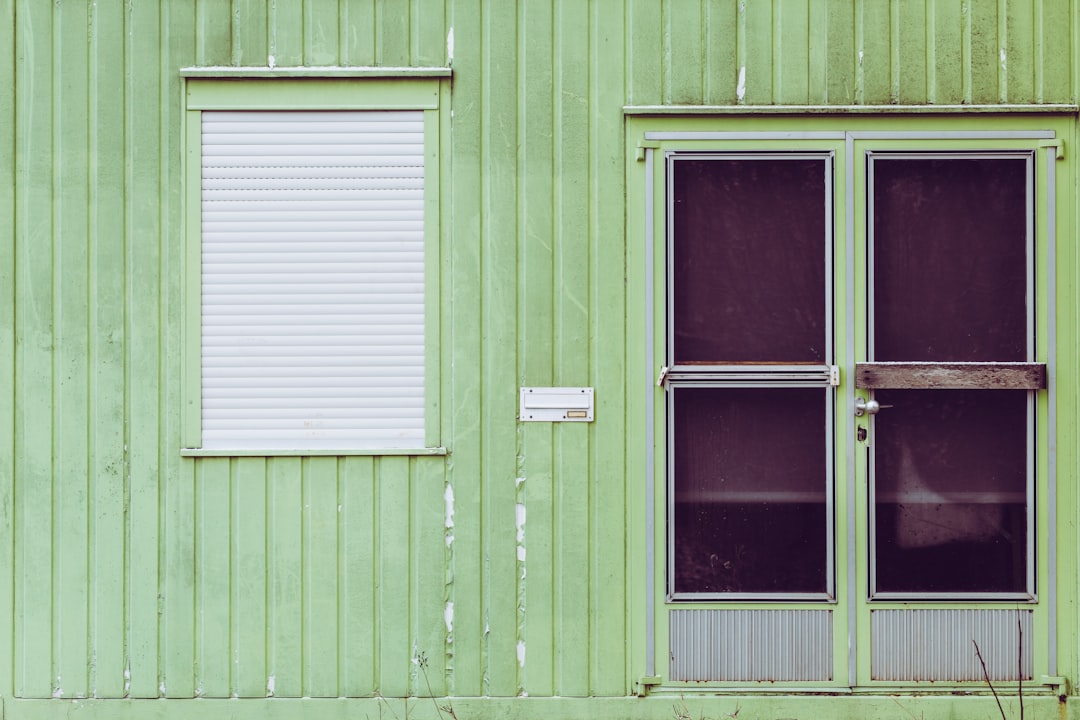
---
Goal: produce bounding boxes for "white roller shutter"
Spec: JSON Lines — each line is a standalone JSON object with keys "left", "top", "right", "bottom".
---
{"left": 200, "top": 110, "right": 426, "bottom": 450}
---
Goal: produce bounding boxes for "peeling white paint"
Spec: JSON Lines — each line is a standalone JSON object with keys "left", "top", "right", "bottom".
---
{"left": 52, "top": 678, "right": 63, "bottom": 699}
{"left": 445, "top": 601, "right": 455, "bottom": 633}
{"left": 516, "top": 500, "right": 527, "bottom": 561}
{"left": 447, "top": 28, "right": 454, "bottom": 62}
{"left": 445, "top": 533, "right": 454, "bottom": 548}
{"left": 445, "top": 484, "right": 455, "bottom": 528}
{"left": 517, "top": 641, "right": 526, "bottom": 667}
{"left": 1000, "top": 47, "right": 1007, "bottom": 70}
{"left": 337, "top": 504, "right": 342, "bottom": 513}
{"left": 266, "top": 675, "right": 275, "bottom": 696}
{"left": 268, "top": 55, "right": 276, "bottom": 69}
{"left": 736, "top": 66, "right": 746, "bottom": 102}
{"left": 858, "top": 50, "right": 864, "bottom": 66}
{"left": 515, "top": 476, "right": 525, "bottom": 487}
{"left": 124, "top": 666, "right": 130, "bottom": 695}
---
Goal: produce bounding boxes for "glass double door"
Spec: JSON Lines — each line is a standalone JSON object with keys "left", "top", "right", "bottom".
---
{"left": 659, "top": 132, "right": 1051, "bottom": 684}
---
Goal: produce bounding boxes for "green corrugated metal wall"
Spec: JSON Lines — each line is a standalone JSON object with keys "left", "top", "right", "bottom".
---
{"left": 0, "top": 0, "right": 1075, "bottom": 704}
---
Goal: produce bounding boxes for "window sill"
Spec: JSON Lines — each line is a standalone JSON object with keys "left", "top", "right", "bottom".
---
{"left": 181, "top": 447, "right": 448, "bottom": 458}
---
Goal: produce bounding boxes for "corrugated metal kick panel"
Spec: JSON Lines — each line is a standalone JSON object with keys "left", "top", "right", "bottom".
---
{"left": 872, "top": 609, "right": 1033, "bottom": 681}
{"left": 670, "top": 609, "right": 832, "bottom": 682}
{"left": 201, "top": 110, "right": 425, "bottom": 450}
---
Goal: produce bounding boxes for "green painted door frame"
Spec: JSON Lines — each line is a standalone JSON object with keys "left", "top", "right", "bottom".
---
{"left": 626, "top": 112, "right": 1078, "bottom": 693}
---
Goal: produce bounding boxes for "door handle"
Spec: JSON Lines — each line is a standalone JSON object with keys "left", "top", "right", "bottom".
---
{"left": 854, "top": 397, "right": 880, "bottom": 417}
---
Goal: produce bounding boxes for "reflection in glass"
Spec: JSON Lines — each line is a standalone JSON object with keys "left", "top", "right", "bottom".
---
{"left": 873, "top": 390, "right": 1028, "bottom": 594}
{"left": 672, "top": 387, "right": 828, "bottom": 595}
{"left": 871, "top": 155, "right": 1029, "bottom": 361}
{"left": 671, "top": 156, "right": 827, "bottom": 364}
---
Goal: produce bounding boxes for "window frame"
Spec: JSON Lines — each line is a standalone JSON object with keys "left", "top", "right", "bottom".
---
{"left": 180, "top": 75, "right": 447, "bottom": 456}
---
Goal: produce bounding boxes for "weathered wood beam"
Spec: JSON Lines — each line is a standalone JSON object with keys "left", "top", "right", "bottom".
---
{"left": 855, "top": 362, "right": 1046, "bottom": 390}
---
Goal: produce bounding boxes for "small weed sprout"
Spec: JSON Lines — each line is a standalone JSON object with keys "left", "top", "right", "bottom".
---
{"left": 416, "top": 651, "right": 457, "bottom": 720}
{"left": 972, "top": 608, "right": 1026, "bottom": 720}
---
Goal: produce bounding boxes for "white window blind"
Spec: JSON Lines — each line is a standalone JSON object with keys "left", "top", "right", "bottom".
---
{"left": 200, "top": 110, "right": 425, "bottom": 450}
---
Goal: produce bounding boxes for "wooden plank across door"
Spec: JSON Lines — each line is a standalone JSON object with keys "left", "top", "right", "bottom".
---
{"left": 855, "top": 362, "right": 1046, "bottom": 390}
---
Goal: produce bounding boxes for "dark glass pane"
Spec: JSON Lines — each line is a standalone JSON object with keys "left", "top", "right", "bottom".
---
{"left": 672, "top": 157, "right": 827, "bottom": 364}
{"left": 872, "top": 156, "right": 1029, "bottom": 361}
{"left": 672, "top": 387, "right": 828, "bottom": 594}
{"left": 873, "top": 390, "right": 1028, "bottom": 593}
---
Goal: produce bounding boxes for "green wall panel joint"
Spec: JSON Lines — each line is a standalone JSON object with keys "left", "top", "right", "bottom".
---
{"left": 1039, "top": 139, "right": 1067, "bottom": 159}
{"left": 635, "top": 140, "right": 660, "bottom": 161}
{"left": 636, "top": 676, "right": 662, "bottom": 697}
{"left": 1041, "top": 676, "right": 1069, "bottom": 695}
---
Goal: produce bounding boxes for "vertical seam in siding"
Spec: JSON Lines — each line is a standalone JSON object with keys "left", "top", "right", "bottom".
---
{"left": 998, "top": 0, "right": 1008, "bottom": 102}
{"left": 854, "top": 0, "right": 864, "bottom": 104}
{"left": 267, "top": 2, "right": 276, "bottom": 68}
{"left": 87, "top": 0, "right": 99, "bottom": 697}
{"left": 772, "top": 0, "right": 780, "bottom": 104}
{"left": 926, "top": 0, "right": 935, "bottom": 104}
{"left": 157, "top": 0, "right": 175, "bottom": 698}
{"left": 119, "top": 0, "right": 134, "bottom": 700}
{"left": 698, "top": 0, "right": 707, "bottom": 102}
{"left": 662, "top": 0, "right": 670, "bottom": 104}
{"left": 49, "top": 0, "right": 61, "bottom": 696}
{"left": 890, "top": 0, "right": 900, "bottom": 102}
{"left": 335, "top": 458, "right": 345, "bottom": 696}
{"left": 516, "top": 0, "right": 529, "bottom": 690}
{"left": 961, "top": 0, "right": 971, "bottom": 103}
{"left": 1034, "top": 0, "right": 1044, "bottom": 102}
{"left": 1, "top": 0, "right": 18, "bottom": 696}
{"left": 737, "top": 0, "right": 747, "bottom": 104}
{"left": 229, "top": 0, "right": 240, "bottom": 66}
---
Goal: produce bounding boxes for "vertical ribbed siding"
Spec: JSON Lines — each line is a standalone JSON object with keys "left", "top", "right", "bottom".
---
{"left": 7, "top": 0, "right": 452, "bottom": 700}
{"left": 5, "top": 0, "right": 1075, "bottom": 707}
{"left": 872, "top": 610, "right": 1034, "bottom": 681}
{"left": 200, "top": 110, "right": 425, "bottom": 450}
{"left": 6, "top": 0, "right": 631, "bottom": 701}
{"left": 670, "top": 610, "right": 833, "bottom": 682}
{"left": 0, "top": 0, "right": 15, "bottom": 705}
{"left": 447, "top": 0, "right": 631, "bottom": 699}
{"left": 627, "top": 0, "right": 1074, "bottom": 105}
{"left": 187, "top": 454, "right": 446, "bottom": 698}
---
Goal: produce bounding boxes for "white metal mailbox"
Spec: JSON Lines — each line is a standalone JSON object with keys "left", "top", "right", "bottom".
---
{"left": 519, "top": 387, "right": 594, "bottom": 422}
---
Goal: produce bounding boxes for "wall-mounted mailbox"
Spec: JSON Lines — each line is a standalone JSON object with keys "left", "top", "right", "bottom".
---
{"left": 519, "top": 387, "right": 594, "bottom": 422}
